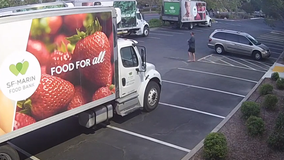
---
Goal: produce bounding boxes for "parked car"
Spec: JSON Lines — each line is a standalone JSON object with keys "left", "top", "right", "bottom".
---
{"left": 208, "top": 29, "right": 271, "bottom": 60}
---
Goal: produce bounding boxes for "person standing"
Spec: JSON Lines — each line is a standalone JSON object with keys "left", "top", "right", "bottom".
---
{"left": 187, "top": 32, "right": 196, "bottom": 62}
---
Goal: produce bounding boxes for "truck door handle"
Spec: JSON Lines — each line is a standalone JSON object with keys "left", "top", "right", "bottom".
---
{"left": 122, "top": 78, "right": 126, "bottom": 86}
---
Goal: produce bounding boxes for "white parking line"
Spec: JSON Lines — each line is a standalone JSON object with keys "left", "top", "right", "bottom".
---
{"left": 220, "top": 59, "right": 234, "bottom": 66}
{"left": 238, "top": 59, "right": 268, "bottom": 70}
{"left": 197, "top": 54, "right": 212, "bottom": 61}
{"left": 148, "top": 36, "right": 161, "bottom": 39}
{"left": 7, "top": 141, "right": 40, "bottom": 160}
{"left": 199, "top": 60, "right": 266, "bottom": 73}
{"left": 163, "top": 80, "right": 246, "bottom": 97}
{"left": 177, "top": 68, "right": 258, "bottom": 83}
{"left": 150, "top": 32, "right": 173, "bottom": 36}
{"left": 160, "top": 102, "right": 225, "bottom": 119}
{"left": 222, "top": 56, "right": 256, "bottom": 70}
{"left": 105, "top": 125, "right": 191, "bottom": 153}
{"left": 153, "top": 30, "right": 183, "bottom": 35}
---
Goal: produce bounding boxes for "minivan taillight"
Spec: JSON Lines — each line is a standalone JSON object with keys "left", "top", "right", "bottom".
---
{"left": 209, "top": 38, "right": 212, "bottom": 42}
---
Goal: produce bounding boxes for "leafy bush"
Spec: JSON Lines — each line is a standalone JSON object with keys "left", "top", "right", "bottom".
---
{"left": 275, "top": 112, "right": 284, "bottom": 131}
{"left": 267, "top": 129, "right": 284, "bottom": 151}
{"left": 203, "top": 132, "right": 228, "bottom": 160}
{"left": 276, "top": 78, "right": 284, "bottom": 90}
{"left": 148, "top": 19, "right": 162, "bottom": 28}
{"left": 262, "top": 94, "right": 278, "bottom": 111}
{"left": 271, "top": 72, "right": 280, "bottom": 81}
{"left": 241, "top": 101, "right": 260, "bottom": 119}
{"left": 259, "top": 84, "right": 273, "bottom": 95}
{"left": 246, "top": 116, "right": 265, "bottom": 137}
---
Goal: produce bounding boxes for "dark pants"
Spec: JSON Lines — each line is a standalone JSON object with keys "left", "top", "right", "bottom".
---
{"left": 188, "top": 47, "right": 195, "bottom": 53}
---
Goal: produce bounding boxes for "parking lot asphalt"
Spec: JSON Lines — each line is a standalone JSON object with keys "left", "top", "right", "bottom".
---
{"left": 10, "top": 19, "right": 284, "bottom": 160}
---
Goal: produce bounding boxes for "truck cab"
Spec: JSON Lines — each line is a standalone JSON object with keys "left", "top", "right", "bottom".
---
{"left": 133, "top": 8, "right": 149, "bottom": 36}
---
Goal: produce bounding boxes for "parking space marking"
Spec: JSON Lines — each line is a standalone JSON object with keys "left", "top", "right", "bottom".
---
{"left": 7, "top": 141, "right": 40, "bottom": 160}
{"left": 163, "top": 80, "right": 246, "bottom": 97}
{"left": 152, "top": 30, "right": 184, "bottom": 35}
{"left": 198, "top": 60, "right": 266, "bottom": 72}
{"left": 197, "top": 54, "right": 212, "bottom": 61}
{"left": 177, "top": 68, "right": 258, "bottom": 83}
{"left": 238, "top": 59, "right": 269, "bottom": 70}
{"left": 220, "top": 59, "right": 234, "bottom": 66}
{"left": 148, "top": 36, "right": 161, "bottom": 39}
{"left": 222, "top": 56, "right": 256, "bottom": 70}
{"left": 104, "top": 125, "right": 191, "bottom": 153}
{"left": 150, "top": 32, "right": 173, "bottom": 36}
{"left": 160, "top": 102, "right": 225, "bottom": 119}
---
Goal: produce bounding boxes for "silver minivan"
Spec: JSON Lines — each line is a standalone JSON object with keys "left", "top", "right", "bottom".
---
{"left": 208, "top": 29, "right": 271, "bottom": 60}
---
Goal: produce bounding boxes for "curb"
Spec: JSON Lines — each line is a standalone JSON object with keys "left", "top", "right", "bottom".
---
{"left": 182, "top": 77, "right": 265, "bottom": 160}
{"left": 182, "top": 48, "right": 284, "bottom": 160}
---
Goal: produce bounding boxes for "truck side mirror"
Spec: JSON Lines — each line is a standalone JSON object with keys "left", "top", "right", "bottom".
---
{"left": 141, "top": 48, "right": 146, "bottom": 70}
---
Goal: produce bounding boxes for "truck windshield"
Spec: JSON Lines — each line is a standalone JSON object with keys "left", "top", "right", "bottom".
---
{"left": 246, "top": 35, "right": 261, "bottom": 45}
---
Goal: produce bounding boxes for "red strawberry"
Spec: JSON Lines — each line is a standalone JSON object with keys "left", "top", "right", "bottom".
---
{"left": 63, "top": 14, "right": 87, "bottom": 35}
{"left": 54, "top": 34, "right": 69, "bottom": 47}
{"left": 67, "top": 86, "right": 90, "bottom": 110}
{"left": 40, "top": 16, "right": 62, "bottom": 35}
{"left": 41, "top": 65, "right": 47, "bottom": 74}
{"left": 92, "top": 86, "right": 112, "bottom": 100}
{"left": 109, "top": 32, "right": 114, "bottom": 60}
{"left": 14, "top": 112, "right": 36, "bottom": 130}
{"left": 67, "top": 18, "right": 112, "bottom": 88}
{"left": 47, "top": 43, "right": 73, "bottom": 81}
{"left": 27, "top": 39, "right": 50, "bottom": 65}
{"left": 30, "top": 74, "right": 75, "bottom": 120}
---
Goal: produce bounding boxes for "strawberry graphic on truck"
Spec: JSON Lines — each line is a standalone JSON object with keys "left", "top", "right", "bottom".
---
{"left": 0, "top": 2, "right": 161, "bottom": 159}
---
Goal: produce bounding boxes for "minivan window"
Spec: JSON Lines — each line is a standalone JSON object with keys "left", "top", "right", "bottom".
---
{"left": 238, "top": 36, "right": 250, "bottom": 45}
{"left": 213, "top": 32, "right": 226, "bottom": 39}
{"left": 225, "top": 33, "right": 238, "bottom": 42}
{"left": 246, "top": 35, "right": 261, "bottom": 45}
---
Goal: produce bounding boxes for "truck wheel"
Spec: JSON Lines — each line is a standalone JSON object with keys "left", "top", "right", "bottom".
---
{"left": 188, "top": 23, "right": 194, "bottom": 30}
{"left": 208, "top": 20, "right": 212, "bottom": 27}
{"left": 0, "top": 144, "right": 20, "bottom": 160}
{"left": 143, "top": 26, "right": 149, "bottom": 37}
{"left": 143, "top": 81, "right": 160, "bottom": 112}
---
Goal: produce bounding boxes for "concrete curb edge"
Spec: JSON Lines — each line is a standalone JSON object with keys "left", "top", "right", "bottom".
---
{"left": 181, "top": 77, "right": 265, "bottom": 160}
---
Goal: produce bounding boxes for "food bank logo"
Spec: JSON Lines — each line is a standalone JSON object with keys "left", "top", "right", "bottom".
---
{"left": 0, "top": 51, "right": 41, "bottom": 101}
{"left": 9, "top": 60, "right": 29, "bottom": 76}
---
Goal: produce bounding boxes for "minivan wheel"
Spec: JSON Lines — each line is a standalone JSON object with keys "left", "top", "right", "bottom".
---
{"left": 253, "top": 51, "right": 262, "bottom": 60}
{"left": 215, "top": 45, "right": 224, "bottom": 54}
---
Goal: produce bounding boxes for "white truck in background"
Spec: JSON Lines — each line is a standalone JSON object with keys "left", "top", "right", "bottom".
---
{"left": 67, "top": 0, "right": 150, "bottom": 37}
{"left": 0, "top": 2, "right": 161, "bottom": 159}
{"left": 161, "top": 0, "right": 212, "bottom": 29}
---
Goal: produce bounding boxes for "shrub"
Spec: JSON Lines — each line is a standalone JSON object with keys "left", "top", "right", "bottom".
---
{"left": 148, "top": 19, "right": 162, "bottom": 28}
{"left": 203, "top": 132, "right": 228, "bottom": 160}
{"left": 259, "top": 84, "right": 273, "bottom": 95}
{"left": 275, "top": 112, "right": 284, "bottom": 131}
{"left": 262, "top": 94, "right": 278, "bottom": 111}
{"left": 241, "top": 101, "right": 260, "bottom": 119}
{"left": 267, "top": 129, "right": 284, "bottom": 151}
{"left": 271, "top": 72, "right": 280, "bottom": 81}
{"left": 246, "top": 116, "right": 265, "bottom": 137}
{"left": 276, "top": 78, "right": 284, "bottom": 90}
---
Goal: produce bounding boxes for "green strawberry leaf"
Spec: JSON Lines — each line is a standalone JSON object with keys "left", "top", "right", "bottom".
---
{"left": 66, "top": 14, "right": 102, "bottom": 45}
{"left": 19, "top": 99, "right": 32, "bottom": 116}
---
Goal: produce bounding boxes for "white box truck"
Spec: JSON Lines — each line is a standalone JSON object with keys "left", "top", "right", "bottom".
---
{"left": 161, "top": 0, "right": 212, "bottom": 29}
{"left": 67, "top": 0, "right": 150, "bottom": 37}
{"left": 0, "top": 2, "right": 161, "bottom": 159}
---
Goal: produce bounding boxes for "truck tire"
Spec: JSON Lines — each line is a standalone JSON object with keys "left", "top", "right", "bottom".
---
{"left": 0, "top": 144, "right": 20, "bottom": 160}
{"left": 143, "top": 81, "right": 160, "bottom": 112}
{"left": 208, "top": 20, "right": 212, "bottom": 27}
{"left": 143, "top": 26, "right": 149, "bottom": 37}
